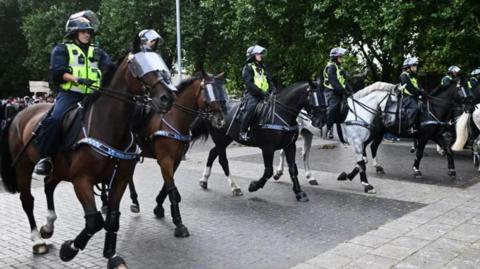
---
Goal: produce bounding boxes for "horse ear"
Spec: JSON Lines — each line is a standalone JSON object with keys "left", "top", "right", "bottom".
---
{"left": 215, "top": 72, "right": 225, "bottom": 80}
{"left": 132, "top": 34, "right": 141, "bottom": 53}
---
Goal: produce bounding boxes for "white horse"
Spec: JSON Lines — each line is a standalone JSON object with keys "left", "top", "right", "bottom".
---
{"left": 337, "top": 82, "right": 399, "bottom": 194}
{"left": 452, "top": 108, "right": 480, "bottom": 171}
{"left": 273, "top": 111, "right": 323, "bottom": 185}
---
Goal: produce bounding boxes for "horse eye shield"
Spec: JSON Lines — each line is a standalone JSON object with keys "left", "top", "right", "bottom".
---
{"left": 128, "top": 52, "right": 177, "bottom": 91}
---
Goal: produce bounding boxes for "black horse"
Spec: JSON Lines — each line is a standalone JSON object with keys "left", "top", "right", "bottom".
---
{"left": 366, "top": 82, "right": 470, "bottom": 180}
{"left": 192, "top": 82, "right": 326, "bottom": 201}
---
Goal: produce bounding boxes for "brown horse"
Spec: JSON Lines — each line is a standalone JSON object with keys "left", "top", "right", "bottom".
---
{"left": 0, "top": 36, "right": 175, "bottom": 268}
{"left": 110, "top": 72, "right": 227, "bottom": 237}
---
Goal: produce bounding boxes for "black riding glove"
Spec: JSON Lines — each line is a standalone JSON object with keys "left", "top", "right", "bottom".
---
{"left": 77, "top": 78, "right": 96, "bottom": 87}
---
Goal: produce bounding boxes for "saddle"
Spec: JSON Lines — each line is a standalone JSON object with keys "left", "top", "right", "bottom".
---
{"left": 235, "top": 98, "right": 273, "bottom": 126}
{"left": 382, "top": 93, "right": 423, "bottom": 134}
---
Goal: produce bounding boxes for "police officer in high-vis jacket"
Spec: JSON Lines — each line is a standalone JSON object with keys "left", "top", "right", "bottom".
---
{"left": 399, "top": 57, "right": 427, "bottom": 133}
{"left": 239, "top": 45, "right": 276, "bottom": 141}
{"left": 34, "top": 10, "right": 114, "bottom": 175}
{"left": 441, "top": 66, "right": 461, "bottom": 88}
{"left": 324, "top": 47, "right": 352, "bottom": 139}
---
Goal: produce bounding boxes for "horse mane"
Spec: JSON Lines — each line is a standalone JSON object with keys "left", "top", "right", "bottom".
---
{"left": 429, "top": 83, "right": 456, "bottom": 97}
{"left": 354, "top": 82, "right": 396, "bottom": 98}
{"left": 277, "top": 81, "right": 308, "bottom": 98}
{"left": 176, "top": 75, "right": 201, "bottom": 94}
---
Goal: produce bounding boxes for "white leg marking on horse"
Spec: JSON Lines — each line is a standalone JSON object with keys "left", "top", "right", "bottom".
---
{"left": 44, "top": 210, "right": 57, "bottom": 233}
{"left": 200, "top": 166, "right": 212, "bottom": 183}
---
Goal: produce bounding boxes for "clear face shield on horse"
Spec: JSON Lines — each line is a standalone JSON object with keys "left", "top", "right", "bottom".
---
{"left": 128, "top": 52, "right": 177, "bottom": 112}
{"left": 201, "top": 76, "right": 228, "bottom": 129}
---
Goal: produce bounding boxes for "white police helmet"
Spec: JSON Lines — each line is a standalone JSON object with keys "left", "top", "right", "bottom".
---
{"left": 448, "top": 65, "right": 461, "bottom": 73}
{"left": 402, "top": 57, "right": 419, "bottom": 68}
{"left": 471, "top": 69, "right": 480, "bottom": 76}
{"left": 329, "top": 47, "right": 347, "bottom": 58}
{"left": 246, "top": 45, "right": 267, "bottom": 58}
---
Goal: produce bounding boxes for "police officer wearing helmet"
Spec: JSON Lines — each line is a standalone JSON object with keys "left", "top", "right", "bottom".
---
{"left": 468, "top": 69, "right": 480, "bottom": 91}
{"left": 34, "top": 10, "right": 114, "bottom": 175}
{"left": 324, "top": 47, "right": 351, "bottom": 139}
{"left": 399, "top": 57, "right": 426, "bottom": 133}
{"left": 441, "top": 66, "right": 461, "bottom": 87}
{"left": 138, "top": 29, "right": 164, "bottom": 52}
{"left": 239, "top": 45, "right": 276, "bottom": 141}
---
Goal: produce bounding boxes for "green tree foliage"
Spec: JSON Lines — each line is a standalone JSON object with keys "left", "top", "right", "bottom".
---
{"left": 1, "top": 0, "right": 479, "bottom": 97}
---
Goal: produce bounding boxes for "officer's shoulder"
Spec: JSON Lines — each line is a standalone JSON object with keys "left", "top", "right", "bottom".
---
{"left": 51, "top": 43, "right": 68, "bottom": 54}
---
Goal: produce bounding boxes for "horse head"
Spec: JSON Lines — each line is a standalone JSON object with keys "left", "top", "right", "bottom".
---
{"left": 196, "top": 71, "right": 227, "bottom": 129}
{"left": 123, "top": 34, "right": 176, "bottom": 113}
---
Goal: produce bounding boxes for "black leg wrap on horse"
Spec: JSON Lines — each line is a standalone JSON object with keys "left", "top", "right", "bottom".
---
{"left": 288, "top": 163, "right": 298, "bottom": 177}
{"left": 167, "top": 186, "right": 181, "bottom": 204}
{"left": 103, "top": 211, "right": 121, "bottom": 259}
{"left": 167, "top": 186, "right": 183, "bottom": 226}
{"left": 74, "top": 211, "right": 104, "bottom": 250}
{"left": 348, "top": 167, "right": 360, "bottom": 180}
{"left": 263, "top": 167, "right": 274, "bottom": 179}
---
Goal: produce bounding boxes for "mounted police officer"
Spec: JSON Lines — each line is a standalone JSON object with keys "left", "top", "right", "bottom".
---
{"left": 399, "top": 57, "right": 426, "bottom": 133}
{"left": 441, "top": 66, "right": 461, "bottom": 88}
{"left": 138, "top": 29, "right": 163, "bottom": 52}
{"left": 467, "top": 68, "right": 480, "bottom": 93}
{"left": 34, "top": 10, "right": 114, "bottom": 175}
{"left": 239, "top": 45, "right": 276, "bottom": 141}
{"left": 324, "top": 47, "right": 352, "bottom": 139}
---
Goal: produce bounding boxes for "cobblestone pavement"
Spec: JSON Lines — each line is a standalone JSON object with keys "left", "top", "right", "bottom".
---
{"left": 0, "top": 137, "right": 479, "bottom": 269}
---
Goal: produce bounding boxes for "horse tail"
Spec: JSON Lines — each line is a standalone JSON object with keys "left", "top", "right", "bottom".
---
{"left": 336, "top": 123, "right": 347, "bottom": 144}
{"left": 451, "top": 112, "right": 470, "bottom": 151}
{"left": 191, "top": 116, "right": 211, "bottom": 143}
{"left": 0, "top": 120, "right": 18, "bottom": 193}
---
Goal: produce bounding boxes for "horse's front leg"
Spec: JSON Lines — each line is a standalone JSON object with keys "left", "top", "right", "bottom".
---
{"left": 412, "top": 139, "right": 427, "bottom": 179}
{"left": 160, "top": 158, "right": 190, "bottom": 238}
{"left": 284, "top": 143, "right": 309, "bottom": 202}
{"left": 39, "top": 176, "right": 59, "bottom": 239}
{"left": 273, "top": 149, "right": 285, "bottom": 180}
{"left": 370, "top": 134, "right": 385, "bottom": 174}
{"left": 60, "top": 178, "right": 104, "bottom": 262}
{"left": 217, "top": 146, "right": 242, "bottom": 196}
{"left": 128, "top": 179, "right": 140, "bottom": 213}
{"left": 199, "top": 146, "right": 219, "bottom": 190}
{"left": 103, "top": 170, "right": 131, "bottom": 269}
{"left": 248, "top": 148, "right": 274, "bottom": 192}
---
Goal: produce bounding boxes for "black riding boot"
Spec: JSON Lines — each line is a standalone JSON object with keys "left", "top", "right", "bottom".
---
{"left": 34, "top": 158, "right": 52, "bottom": 175}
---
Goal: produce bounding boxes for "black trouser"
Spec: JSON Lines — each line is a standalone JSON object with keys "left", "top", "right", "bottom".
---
{"left": 325, "top": 90, "right": 343, "bottom": 130}
{"left": 240, "top": 93, "right": 261, "bottom": 133}
{"left": 402, "top": 95, "right": 418, "bottom": 128}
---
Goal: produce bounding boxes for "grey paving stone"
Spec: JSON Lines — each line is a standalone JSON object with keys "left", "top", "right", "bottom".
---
{"left": 348, "top": 254, "right": 397, "bottom": 269}
{"left": 289, "top": 263, "right": 320, "bottom": 269}
{"left": 364, "top": 228, "right": 405, "bottom": 240}
{"left": 432, "top": 210, "right": 475, "bottom": 226}
{"left": 442, "top": 248, "right": 480, "bottom": 269}
{"left": 443, "top": 223, "right": 480, "bottom": 243}
{"left": 305, "top": 252, "right": 352, "bottom": 268}
{"left": 389, "top": 236, "right": 430, "bottom": 251}
{"left": 329, "top": 243, "right": 373, "bottom": 259}
{"left": 406, "top": 222, "right": 453, "bottom": 241}
{"left": 393, "top": 253, "right": 450, "bottom": 269}
{"left": 349, "top": 234, "right": 392, "bottom": 248}
{"left": 371, "top": 244, "right": 416, "bottom": 260}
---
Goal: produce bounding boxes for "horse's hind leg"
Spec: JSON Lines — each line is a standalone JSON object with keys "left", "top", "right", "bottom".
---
{"left": 17, "top": 163, "right": 49, "bottom": 254}
{"left": 412, "top": 139, "right": 427, "bottom": 179}
{"left": 60, "top": 179, "right": 104, "bottom": 262}
{"left": 39, "top": 176, "right": 59, "bottom": 239}
{"left": 285, "top": 143, "right": 309, "bottom": 202}
{"left": 218, "top": 146, "right": 242, "bottom": 196}
{"left": 371, "top": 134, "right": 385, "bottom": 174}
{"left": 248, "top": 148, "right": 274, "bottom": 193}
{"left": 273, "top": 149, "right": 285, "bottom": 180}
{"left": 435, "top": 137, "right": 456, "bottom": 180}
{"left": 358, "top": 160, "right": 376, "bottom": 194}
{"left": 199, "top": 146, "right": 219, "bottom": 189}
{"left": 128, "top": 179, "right": 140, "bottom": 213}
{"left": 302, "top": 131, "right": 318, "bottom": 185}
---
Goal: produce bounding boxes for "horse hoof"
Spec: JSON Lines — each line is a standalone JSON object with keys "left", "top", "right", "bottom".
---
{"left": 364, "top": 185, "right": 376, "bottom": 194}
{"left": 308, "top": 179, "right": 319, "bottom": 185}
{"left": 32, "top": 242, "right": 49, "bottom": 255}
{"left": 101, "top": 205, "right": 108, "bottom": 215}
{"left": 174, "top": 225, "right": 190, "bottom": 238}
{"left": 410, "top": 147, "right": 416, "bottom": 153}
{"left": 296, "top": 192, "right": 309, "bottom": 202}
{"left": 413, "top": 171, "right": 423, "bottom": 179}
{"left": 248, "top": 181, "right": 261, "bottom": 192}
{"left": 273, "top": 171, "right": 283, "bottom": 180}
{"left": 130, "top": 203, "right": 140, "bottom": 213}
{"left": 153, "top": 206, "right": 164, "bottom": 218}
{"left": 448, "top": 171, "right": 456, "bottom": 181}
{"left": 39, "top": 225, "right": 53, "bottom": 239}
{"left": 337, "top": 172, "right": 348, "bottom": 181}
{"left": 232, "top": 188, "right": 243, "bottom": 196}
{"left": 108, "top": 256, "right": 127, "bottom": 269}
{"left": 375, "top": 166, "right": 385, "bottom": 175}
{"left": 199, "top": 181, "right": 208, "bottom": 190}
{"left": 60, "top": 240, "right": 78, "bottom": 261}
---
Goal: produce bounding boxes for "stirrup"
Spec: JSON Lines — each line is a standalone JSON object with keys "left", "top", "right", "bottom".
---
{"left": 239, "top": 132, "right": 251, "bottom": 142}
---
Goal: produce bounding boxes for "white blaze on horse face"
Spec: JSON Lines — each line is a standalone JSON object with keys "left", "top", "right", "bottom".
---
{"left": 206, "top": 84, "right": 216, "bottom": 101}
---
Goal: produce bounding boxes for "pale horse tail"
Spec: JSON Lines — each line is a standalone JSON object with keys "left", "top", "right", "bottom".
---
{"left": 451, "top": 112, "right": 471, "bottom": 151}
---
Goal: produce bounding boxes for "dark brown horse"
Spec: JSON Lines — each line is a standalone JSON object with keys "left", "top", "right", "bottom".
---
{"left": 0, "top": 36, "right": 175, "bottom": 268}
{"left": 106, "top": 72, "right": 227, "bottom": 237}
